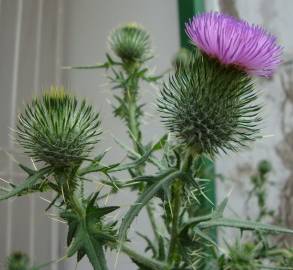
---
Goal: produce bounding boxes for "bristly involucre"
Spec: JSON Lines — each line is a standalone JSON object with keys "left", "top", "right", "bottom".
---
{"left": 158, "top": 53, "right": 262, "bottom": 156}
{"left": 185, "top": 12, "right": 282, "bottom": 78}
{"left": 16, "top": 86, "right": 101, "bottom": 169}
{"left": 109, "top": 23, "right": 151, "bottom": 63}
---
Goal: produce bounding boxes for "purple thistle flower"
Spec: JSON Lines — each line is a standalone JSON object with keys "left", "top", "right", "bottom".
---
{"left": 185, "top": 12, "right": 282, "bottom": 77}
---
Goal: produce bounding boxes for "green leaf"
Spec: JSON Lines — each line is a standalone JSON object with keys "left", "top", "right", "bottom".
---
{"left": 121, "top": 244, "right": 167, "bottom": 270}
{"left": 0, "top": 167, "right": 51, "bottom": 201}
{"left": 193, "top": 227, "right": 217, "bottom": 247}
{"left": 180, "top": 214, "right": 213, "bottom": 233}
{"left": 118, "top": 170, "right": 182, "bottom": 243}
{"left": 179, "top": 194, "right": 231, "bottom": 233}
{"left": 197, "top": 217, "right": 293, "bottom": 235}
{"left": 109, "top": 145, "right": 154, "bottom": 172}
{"left": 78, "top": 162, "right": 119, "bottom": 177}
{"left": 212, "top": 194, "right": 229, "bottom": 219}
{"left": 67, "top": 220, "right": 109, "bottom": 270}
{"left": 63, "top": 63, "right": 110, "bottom": 70}
{"left": 151, "top": 134, "right": 168, "bottom": 151}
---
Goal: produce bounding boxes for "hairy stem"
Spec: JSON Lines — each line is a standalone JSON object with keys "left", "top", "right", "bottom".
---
{"left": 168, "top": 180, "right": 182, "bottom": 264}
{"left": 168, "top": 150, "right": 193, "bottom": 264}
{"left": 123, "top": 65, "right": 163, "bottom": 244}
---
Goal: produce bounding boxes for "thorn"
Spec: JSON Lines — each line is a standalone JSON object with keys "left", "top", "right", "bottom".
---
{"left": 0, "top": 176, "right": 13, "bottom": 185}
{"left": 31, "top": 158, "right": 38, "bottom": 170}
{"left": 39, "top": 196, "right": 52, "bottom": 203}
{"left": 104, "top": 192, "right": 110, "bottom": 206}
{"left": 61, "top": 187, "right": 66, "bottom": 203}
{"left": 262, "top": 134, "right": 275, "bottom": 138}
{"left": 227, "top": 187, "right": 233, "bottom": 197}
{"left": 49, "top": 217, "right": 66, "bottom": 224}
{"left": 3, "top": 150, "right": 19, "bottom": 164}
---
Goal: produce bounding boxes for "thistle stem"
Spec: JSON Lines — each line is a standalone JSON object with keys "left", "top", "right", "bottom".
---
{"left": 123, "top": 66, "right": 163, "bottom": 244}
{"left": 168, "top": 150, "right": 193, "bottom": 264}
{"left": 128, "top": 99, "right": 140, "bottom": 146}
{"left": 168, "top": 180, "right": 182, "bottom": 264}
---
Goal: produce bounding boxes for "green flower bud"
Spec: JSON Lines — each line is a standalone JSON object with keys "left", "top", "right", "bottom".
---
{"left": 172, "top": 48, "right": 193, "bottom": 70}
{"left": 16, "top": 87, "right": 101, "bottom": 170}
{"left": 109, "top": 23, "right": 151, "bottom": 64}
{"left": 6, "top": 252, "right": 29, "bottom": 270}
{"left": 258, "top": 160, "right": 272, "bottom": 175}
{"left": 158, "top": 52, "right": 261, "bottom": 156}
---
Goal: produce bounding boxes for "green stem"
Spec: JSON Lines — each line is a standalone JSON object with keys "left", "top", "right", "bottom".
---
{"left": 123, "top": 68, "right": 164, "bottom": 245}
{"left": 128, "top": 99, "right": 140, "bottom": 144}
{"left": 168, "top": 180, "right": 182, "bottom": 264}
{"left": 167, "top": 150, "right": 193, "bottom": 264}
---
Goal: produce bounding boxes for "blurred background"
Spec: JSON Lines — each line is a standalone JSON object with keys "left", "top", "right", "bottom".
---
{"left": 0, "top": 0, "right": 292, "bottom": 269}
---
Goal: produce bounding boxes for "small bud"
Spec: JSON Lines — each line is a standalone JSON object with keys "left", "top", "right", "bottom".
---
{"left": 6, "top": 252, "right": 29, "bottom": 270}
{"left": 17, "top": 86, "right": 101, "bottom": 170}
{"left": 109, "top": 23, "right": 151, "bottom": 64}
{"left": 258, "top": 160, "right": 272, "bottom": 175}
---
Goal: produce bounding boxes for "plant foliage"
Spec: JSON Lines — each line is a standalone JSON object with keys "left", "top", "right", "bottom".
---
{"left": 0, "top": 17, "right": 292, "bottom": 270}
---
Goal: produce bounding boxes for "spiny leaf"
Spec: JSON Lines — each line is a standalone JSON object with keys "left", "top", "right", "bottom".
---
{"left": 63, "top": 63, "right": 110, "bottom": 70}
{"left": 211, "top": 194, "right": 229, "bottom": 219}
{"left": 197, "top": 217, "right": 293, "bottom": 235}
{"left": 118, "top": 169, "right": 182, "bottom": 243}
{"left": 193, "top": 227, "right": 217, "bottom": 247}
{"left": 109, "top": 145, "right": 154, "bottom": 172}
{"left": 67, "top": 221, "right": 108, "bottom": 270}
{"left": 0, "top": 167, "right": 51, "bottom": 201}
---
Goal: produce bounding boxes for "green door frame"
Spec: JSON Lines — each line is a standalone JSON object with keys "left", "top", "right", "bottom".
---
{"left": 177, "top": 0, "right": 216, "bottom": 214}
{"left": 178, "top": 0, "right": 205, "bottom": 48}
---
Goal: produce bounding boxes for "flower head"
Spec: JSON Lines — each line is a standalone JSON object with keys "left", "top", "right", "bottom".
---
{"left": 158, "top": 52, "right": 261, "bottom": 156}
{"left": 109, "top": 23, "right": 151, "bottom": 64}
{"left": 6, "top": 252, "right": 30, "bottom": 270}
{"left": 185, "top": 12, "right": 282, "bottom": 77}
{"left": 17, "top": 86, "right": 101, "bottom": 170}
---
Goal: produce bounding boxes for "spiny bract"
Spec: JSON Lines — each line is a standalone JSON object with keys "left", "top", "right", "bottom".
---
{"left": 16, "top": 87, "right": 101, "bottom": 169}
{"left": 109, "top": 23, "right": 151, "bottom": 63}
{"left": 158, "top": 52, "right": 261, "bottom": 156}
{"left": 172, "top": 48, "right": 193, "bottom": 70}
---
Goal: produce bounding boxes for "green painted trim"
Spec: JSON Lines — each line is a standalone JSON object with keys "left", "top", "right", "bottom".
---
{"left": 177, "top": 0, "right": 205, "bottom": 48}
{"left": 177, "top": 0, "right": 217, "bottom": 235}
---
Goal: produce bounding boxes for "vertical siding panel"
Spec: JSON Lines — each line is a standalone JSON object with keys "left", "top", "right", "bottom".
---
{"left": 0, "top": 0, "right": 66, "bottom": 267}
{"left": 33, "top": 1, "right": 59, "bottom": 268}
{"left": 51, "top": 1, "right": 65, "bottom": 269}
{"left": 10, "top": 0, "right": 40, "bottom": 259}
{"left": 28, "top": 0, "right": 44, "bottom": 262}
{"left": 0, "top": 0, "right": 18, "bottom": 261}
{"left": 6, "top": 0, "right": 23, "bottom": 257}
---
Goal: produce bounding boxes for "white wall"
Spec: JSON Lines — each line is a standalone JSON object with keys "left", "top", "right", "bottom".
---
{"left": 0, "top": 1, "right": 65, "bottom": 269}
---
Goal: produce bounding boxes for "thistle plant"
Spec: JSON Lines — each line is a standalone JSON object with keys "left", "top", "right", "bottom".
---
{"left": 217, "top": 160, "right": 293, "bottom": 270}
{"left": 1, "top": 12, "right": 292, "bottom": 270}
